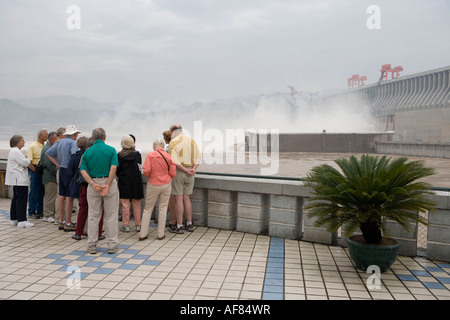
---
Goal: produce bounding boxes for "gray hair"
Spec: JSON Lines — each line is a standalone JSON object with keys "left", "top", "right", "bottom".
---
{"left": 121, "top": 135, "right": 135, "bottom": 149}
{"left": 9, "top": 135, "right": 23, "bottom": 148}
{"left": 37, "top": 128, "right": 47, "bottom": 139}
{"left": 56, "top": 127, "right": 66, "bottom": 138}
{"left": 48, "top": 131, "right": 57, "bottom": 141}
{"left": 153, "top": 138, "right": 165, "bottom": 149}
{"left": 92, "top": 128, "right": 106, "bottom": 141}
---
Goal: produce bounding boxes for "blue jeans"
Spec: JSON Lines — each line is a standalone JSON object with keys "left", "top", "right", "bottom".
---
{"left": 28, "top": 170, "right": 45, "bottom": 215}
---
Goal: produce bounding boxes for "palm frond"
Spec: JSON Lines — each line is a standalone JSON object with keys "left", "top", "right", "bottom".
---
{"left": 304, "top": 154, "right": 436, "bottom": 239}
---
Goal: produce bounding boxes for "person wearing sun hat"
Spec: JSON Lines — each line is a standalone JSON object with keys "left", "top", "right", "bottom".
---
{"left": 46, "top": 125, "right": 81, "bottom": 232}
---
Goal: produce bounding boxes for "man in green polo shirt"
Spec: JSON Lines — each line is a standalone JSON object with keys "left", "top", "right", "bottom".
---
{"left": 80, "top": 128, "right": 119, "bottom": 254}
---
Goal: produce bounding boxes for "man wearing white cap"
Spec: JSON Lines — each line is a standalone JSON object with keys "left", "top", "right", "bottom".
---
{"left": 46, "top": 125, "right": 81, "bottom": 231}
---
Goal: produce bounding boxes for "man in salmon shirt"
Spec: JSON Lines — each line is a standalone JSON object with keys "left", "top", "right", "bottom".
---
{"left": 139, "top": 138, "right": 176, "bottom": 240}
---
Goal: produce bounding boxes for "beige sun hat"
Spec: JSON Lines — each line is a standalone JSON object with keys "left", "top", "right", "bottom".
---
{"left": 64, "top": 125, "right": 81, "bottom": 135}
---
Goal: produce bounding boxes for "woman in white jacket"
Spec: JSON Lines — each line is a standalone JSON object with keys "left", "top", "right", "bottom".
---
{"left": 5, "top": 135, "right": 36, "bottom": 227}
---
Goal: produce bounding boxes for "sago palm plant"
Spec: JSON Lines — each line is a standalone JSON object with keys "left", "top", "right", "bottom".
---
{"left": 304, "top": 154, "right": 436, "bottom": 245}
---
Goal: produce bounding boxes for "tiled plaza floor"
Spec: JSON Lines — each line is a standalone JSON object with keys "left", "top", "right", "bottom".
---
{"left": 0, "top": 198, "right": 449, "bottom": 301}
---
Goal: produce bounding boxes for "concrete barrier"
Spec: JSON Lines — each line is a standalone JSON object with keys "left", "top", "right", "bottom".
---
{"left": 376, "top": 141, "right": 450, "bottom": 158}
{"left": 189, "top": 174, "right": 450, "bottom": 262}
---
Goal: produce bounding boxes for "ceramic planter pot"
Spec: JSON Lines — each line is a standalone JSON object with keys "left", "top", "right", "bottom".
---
{"left": 345, "top": 235, "right": 402, "bottom": 273}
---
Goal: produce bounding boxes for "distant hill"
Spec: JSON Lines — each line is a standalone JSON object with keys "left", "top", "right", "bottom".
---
{"left": 14, "top": 95, "right": 118, "bottom": 111}
{"left": 1, "top": 88, "right": 359, "bottom": 142}
{"left": 0, "top": 98, "right": 108, "bottom": 140}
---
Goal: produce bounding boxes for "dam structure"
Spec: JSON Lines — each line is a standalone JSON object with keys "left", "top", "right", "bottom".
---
{"left": 318, "top": 65, "right": 450, "bottom": 143}
{"left": 247, "top": 65, "right": 450, "bottom": 157}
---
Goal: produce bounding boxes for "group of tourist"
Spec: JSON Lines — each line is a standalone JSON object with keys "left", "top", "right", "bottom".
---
{"left": 4, "top": 124, "right": 202, "bottom": 254}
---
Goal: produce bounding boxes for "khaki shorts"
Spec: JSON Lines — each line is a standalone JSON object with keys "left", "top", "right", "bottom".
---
{"left": 171, "top": 168, "right": 195, "bottom": 196}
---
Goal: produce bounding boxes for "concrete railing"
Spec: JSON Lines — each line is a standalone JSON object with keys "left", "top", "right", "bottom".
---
{"left": 376, "top": 141, "right": 450, "bottom": 159}
{"left": 1, "top": 168, "right": 449, "bottom": 262}
{"left": 190, "top": 173, "right": 450, "bottom": 262}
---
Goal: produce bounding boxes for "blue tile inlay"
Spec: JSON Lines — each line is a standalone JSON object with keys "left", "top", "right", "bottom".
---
{"left": 262, "top": 237, "right": 284, "bottom": 300}
{"left": 397, "top": 274, "right": 418, "bottom": 282}
{"left": 109, "top": 257, "right": 128, "bottom": 264}
{"left": 436, "top": 277, "right": 450, "bottom": 284}
{"left": 424, "top": 266, "right": 445, "bottom": 273}
{"left": 266, "top": 267, "right": 281, "bottom": 273}
{"left": 265, "top": 272, "right": 283, "bottom": 280}
{"left": 262, "top": 292, "right": 283, "bottom": 300}
{"left": 265, "top": 278, "right": 283, "bottom": 286}
{"left": 264, "top": 285, "right": 283, "bottom": 293}
{"left": 142, "top": 260, "right": 161, "bottom": 266}
{"left": 66, "top": 272, "right": 90, "bottom": 280}
{"left": 93, "top": 267, "right": 115, "bottom": 275}
{"left": 133, "top": 254, "right": 151, "bottom": 260}
{"left": 51, "top": 259, "right": 72, "bottom": 265}
{"left": 436, "top": 263, "right": 450, "bottom": 269}
{"left": 423, "top": 282, "right": 446, "bottom": 290}
{"left": 45, "top": 254, "right": 65, "bottom": 259}
{"left": 76, "top": 255, "right": 96, "bottom": 261}
{"left": 122, "top": 249, "right": 140, "bottom": 255}
{"left": 85, "top": 261, "right": 105, "bottom": 268}
{"left": 119, "top": 264, "right": 139, "bottom": 270}
{"left": 411, "top": 270, "right": 432, "bottom": 277}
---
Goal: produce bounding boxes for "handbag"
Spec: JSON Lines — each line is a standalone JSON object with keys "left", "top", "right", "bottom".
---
{"left": 75, "top": 157, "right": 87, "bottom": 186}
{"left": 34, "top": 164, "right": 44, "bottom": 175}
{"left": 75, "top": 170, "right": 87, "bottom": 186}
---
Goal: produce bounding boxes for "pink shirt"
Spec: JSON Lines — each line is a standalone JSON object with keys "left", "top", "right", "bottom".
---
{"left": 142, "top": 148, "right": 176, "bottom": 185}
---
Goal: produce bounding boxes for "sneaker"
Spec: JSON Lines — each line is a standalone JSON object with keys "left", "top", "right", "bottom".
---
{"left": 175, "top": 226, "right": 184, "bottom": 234}
{"left": 121, "top": 225, "right": 130, "bottom": 232}
{"left": 88, "top": 246, "right": 97, "bottom": 254}
{"left": 43, "top": 217, "right": 56, "bottom": 223}
{"left": 58, "top": 223, "right": 65, "bottom": 230}
{"left": 17, "top": 221, "right": 35, "bottom": 228}
{"left": 64, "top": 224, "right": 76, "bottom": 232}
{"left": 135, "top": 225, "right": 141, "bottom": 232}
{"left": 169, "top": 224, "right": 177, "bottom": 233}
{"left": 10, "top": 220, "right": 18, "bottom": 226}
{"left": 185, "top": 224, "right": 194, "bottom": 232}
{"left": 108, "top": 247, "right": 119, "bottom": 254}
{"left": 29, "top": 213, "right": 41, "bottom": 219}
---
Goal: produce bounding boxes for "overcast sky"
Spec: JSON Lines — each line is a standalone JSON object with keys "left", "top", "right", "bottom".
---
{"left": 0, "top": 0, "right": 449, "bottom": 105}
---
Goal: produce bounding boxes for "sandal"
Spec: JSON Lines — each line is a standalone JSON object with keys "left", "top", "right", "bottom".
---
{"left": 72, "top": 234, "right": 82, "bottom": 240}
{"left": 98, "top": 235, "right": 105, "bottom": 241}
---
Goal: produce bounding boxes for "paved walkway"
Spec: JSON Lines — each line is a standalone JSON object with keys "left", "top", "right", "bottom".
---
{"left": 0, "top": 197, "right": 449, "bottom": 301}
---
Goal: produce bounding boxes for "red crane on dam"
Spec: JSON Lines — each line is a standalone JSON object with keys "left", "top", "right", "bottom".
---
{"left": 348, "top": 64, "right": 403, "bottom": 88}
{"left": 348, "top": 74, "right": 367, "bottom": 89}
{"left": 380, "top": 64, "right": 403, "bottom": 81}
